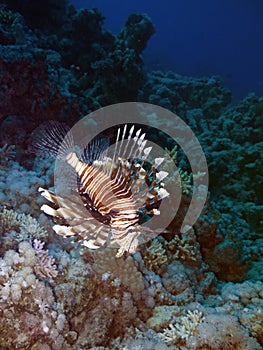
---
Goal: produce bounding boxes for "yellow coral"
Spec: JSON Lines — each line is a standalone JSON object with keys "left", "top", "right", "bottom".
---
{"left": 166, "top": 228, "right": 199, "bottom": 263}
{"left": 143, "top": 238, "right": 168, "bottom": 273}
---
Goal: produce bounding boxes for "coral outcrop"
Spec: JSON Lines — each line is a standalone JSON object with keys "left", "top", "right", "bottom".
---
{"left": 0, "top": 0, "right": 262, "bottom": 348}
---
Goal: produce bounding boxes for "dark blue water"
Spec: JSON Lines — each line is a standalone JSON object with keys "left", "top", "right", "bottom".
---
{"left": 71, "top": 0, "right": 263, "bottom": 102}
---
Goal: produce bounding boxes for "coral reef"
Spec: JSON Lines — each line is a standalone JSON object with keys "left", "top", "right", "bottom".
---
{"left": 140, "top": 70, "right": 232, "bottom": 120}
{"left": 0, "top": 208, "right": 49, "bottom": 256}
{"left": 0, "top": 45, "right": 82, "bottom": 128}
{"left": 0, "top": 0, "right": 262, "bottom": 348}
{"left": 0, "top": 241, "right": 68, "bottom": 350}
{"left": 0, "top": 4, "right": 156, "bottom": 148}
{"left": 139, "top": 70, "right": 262, "bottom": 284}
{"left": 148, "top": 301, "right": 262, "bottom": 349}
{"left": 0, "top": 157, "right": 53, "bottom": 215}
{"left": 160, "top": 309, "right": 205, "bottom": 343}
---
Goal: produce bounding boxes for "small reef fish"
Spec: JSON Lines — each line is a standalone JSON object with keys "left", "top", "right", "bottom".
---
{"left": 32, "top": 122, "right": 169, "bottom": 257}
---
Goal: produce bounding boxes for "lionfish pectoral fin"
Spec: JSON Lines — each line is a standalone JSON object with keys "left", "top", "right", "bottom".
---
{"left": 115, "top": 236, "right": 139, "bottom": 258}
{"left": 111, "top": 229, "right": 139, "bottom": 258}
{"left": 53, "top": 224, "right": 76, "bottom": 237}
{"left": 82, "top": 239, "right": 102, "bottom": 249}
{"left": 40, "top": 204, "right": 58, "bottom": 217}
{"left": 39, "top": 187, "right": 57, "bottom": 203}
{"left": 31, "top": 121, "right": 74, "bottom": 160}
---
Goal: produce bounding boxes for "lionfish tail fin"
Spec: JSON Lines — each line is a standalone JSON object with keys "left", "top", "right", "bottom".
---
{"left": 30, "top": 121, "right": 74, "bottom": 160}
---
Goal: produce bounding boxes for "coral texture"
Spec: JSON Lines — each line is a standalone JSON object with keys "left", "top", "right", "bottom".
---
{"left": 0, "top": 1, "right": 262, "bottom": 348}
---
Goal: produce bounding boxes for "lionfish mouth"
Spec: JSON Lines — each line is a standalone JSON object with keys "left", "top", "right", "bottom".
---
{"left": 33, "top": 122, "right": 169, "bottom": 257}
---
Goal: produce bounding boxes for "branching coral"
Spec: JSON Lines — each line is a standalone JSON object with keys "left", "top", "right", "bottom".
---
{"left": 32, "top": 239, "right": 58, "bottom": 281}
{"left": 142, "top": 228, "right": 201, "bottom": 277}
{"left": 0, "top": 208, "right": 48, "bottom": 243}
{"left": 160, "top": 309, "right": 204, "bottom": 345}
{"left": 166, "top": 230, "right": 200, "bottom": 264}
{"left": 163, "top": 145, "right": 193, "bottom": 195}
{"left": 143, "top": 238, "right": 168, "bottom": 274}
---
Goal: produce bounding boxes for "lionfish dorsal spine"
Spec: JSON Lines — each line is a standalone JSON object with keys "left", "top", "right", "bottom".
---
{"left": 110, "top": 127, "right": 121, "bottom": 173}
{"left": 156, "top": 171, "right": 169, "bottom": 183}
{"left": 122, "top": 124, "right": 135, "bottom": 157}
{"left": 117, "top": 124, "right": 127, "bottom": 159}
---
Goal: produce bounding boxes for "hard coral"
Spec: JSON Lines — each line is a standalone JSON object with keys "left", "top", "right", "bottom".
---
{"left": 118, "top": 13, "right": 155, "bottom": 54}
{"left": 58, "top": 6, "right": 112, "bottom": 70}
{"left": 0, "top": 241, "right": 69, "bottom": 349}
{"left": 53, "top": 249, "right": 143, "bottom": 348}
{"left": 160, "top": 309, "right": 204, "bottom": 345}
{"left": 141, "top": 70, "right": 231, "bottom": 119}
{"left": 0, "top": 46, "right": 81, "bottom": 126}
{"left": 92, "top": 247, "right": 145, "bottom": 298}
{"left": 32, "top": 239, "right": 58, "bottom": 282}
{"left": 0, "top": 208, "right": 48, "bottom": 255}
{"left": 91, "top": 13, "right": 155, "bottom": 102}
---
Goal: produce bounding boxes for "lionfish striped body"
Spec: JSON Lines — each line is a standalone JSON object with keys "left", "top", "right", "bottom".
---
{"left": 34, "top": 122, "right": 169, "bottom": 257}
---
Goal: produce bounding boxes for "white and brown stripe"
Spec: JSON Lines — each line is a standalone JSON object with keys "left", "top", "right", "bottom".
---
{"left": 66, "top": 151, "right": 139, "bottom": 238}
{"left": 37, "top": 123, "right": 170, "bottom": 257}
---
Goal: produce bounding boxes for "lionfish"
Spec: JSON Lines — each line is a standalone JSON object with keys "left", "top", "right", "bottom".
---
{"left": 32, "top": 122, "right": 169, "bottom": 257}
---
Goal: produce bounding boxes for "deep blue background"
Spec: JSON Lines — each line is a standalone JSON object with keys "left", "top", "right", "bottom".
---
{"left": 71, "top": 0, "right": 263, "bottom": 102}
